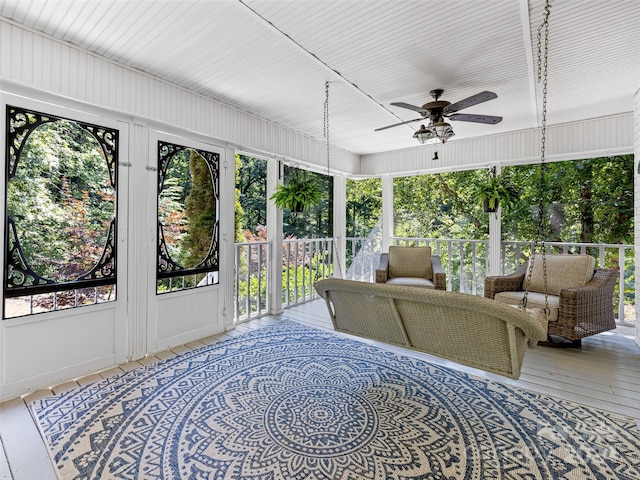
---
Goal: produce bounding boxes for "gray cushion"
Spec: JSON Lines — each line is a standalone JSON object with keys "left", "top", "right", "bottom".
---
{"left": 525, "top": 254, "right": 595, "bottom": 296}
{"left": 386, "top": 277, "right": 436, "bottom": 289}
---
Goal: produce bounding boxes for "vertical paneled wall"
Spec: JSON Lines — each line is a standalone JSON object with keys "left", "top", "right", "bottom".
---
{"left": 634, "top": 86, "right": 640, "bottom": 346}
{"left": 360, "top": 114, "right": 634, "bottom": 176}
{"left": 0, "top": 19, "right": 360, "bottom": 173}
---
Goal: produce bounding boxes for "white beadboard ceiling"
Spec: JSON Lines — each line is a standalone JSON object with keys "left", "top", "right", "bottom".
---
{"left": 0, "top": 0, "right": 638, "bottom": 156}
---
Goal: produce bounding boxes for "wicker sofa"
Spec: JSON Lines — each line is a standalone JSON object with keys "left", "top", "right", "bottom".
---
{"left": 484, "top": 254, "right": 618, "bottom": 345}
{"left": 375, "top": 246, "right": 446, "bottom": 290}
{"left": 315, "top": 278, "right": 548, "bottom": 379}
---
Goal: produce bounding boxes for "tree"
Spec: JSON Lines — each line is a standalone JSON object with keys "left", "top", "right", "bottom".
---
{"left": 346, "top": 178, "right": 382, "bottom": 238}
{"left": 182, "top": 150, "right": 216, "bottom": 268}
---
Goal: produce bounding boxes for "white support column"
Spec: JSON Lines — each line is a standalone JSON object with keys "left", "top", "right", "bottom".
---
{"left": 128, "top": 123, "right": 149, "bottom": 358}
{"left": 488, "top": 165, "right": 503, "bottom": 276}
{"left": 267, "top": 159, "right": 283, "bottom": 314}
{"left": 382, "top": 176, "right": 394, "bottom": 252}
{"left": 633, "top": 85, "right": 639, "bottom": 346}
{"left": 333, "top": 176, "right": 347, "bottom": 278}
{"left": 221, "top": 147, "right": 237, "bottom": 331}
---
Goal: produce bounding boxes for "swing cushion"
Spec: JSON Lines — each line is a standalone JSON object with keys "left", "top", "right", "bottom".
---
{"left": 492, "top": 254, "right": 596, "bottom": 323}
{"left": 493, "top": 291, "right": 560, "bottom": 321}
{"left": 525, "top": 254, "right": 595, "bottom": 295}
{"left": 485, "top": 255, "right": 617, "bottom": 341}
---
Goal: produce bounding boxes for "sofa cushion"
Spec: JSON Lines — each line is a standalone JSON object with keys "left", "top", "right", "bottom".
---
{"left": 525, "top": 254, "right": 595, "bottom": 296}
{"left": 386, "top": 277, "right": 436, "bottom": 289}
{"left": 494, "top": 291, "right": 560, "bottom": 322}
{"left": 388, "top": 246, "right": 432, "bottom": 280}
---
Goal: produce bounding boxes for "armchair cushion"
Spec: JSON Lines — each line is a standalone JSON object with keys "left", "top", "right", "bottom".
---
{"left": 388, "top": 246, "right": 432, "bottom": 280}
{"left": 526, "top": 254, "right": 595, "bottom": 295}
{"left": 386, "top": 277, "right": 436, "bottom": 288}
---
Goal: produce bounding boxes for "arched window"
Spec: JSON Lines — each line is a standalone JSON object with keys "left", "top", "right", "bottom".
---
{"left": 4, "top": 106, "right": 118, "bottom": 318}
{"left": 156, "top": 141, "right": 219, "bottom": 294}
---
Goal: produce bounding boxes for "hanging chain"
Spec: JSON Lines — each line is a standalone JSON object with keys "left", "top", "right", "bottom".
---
{"left": 324, "top": 81, "right": 331, "bottom": 176}
{"left": 324, "top": 80, "right": 343, "bottom": 278}
{"left": 522, "top": 0, "right": 551, "bottom": 314}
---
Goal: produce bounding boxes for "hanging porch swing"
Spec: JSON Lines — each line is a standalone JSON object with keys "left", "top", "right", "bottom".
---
{"left": 484, "top": 0, "right": 619, "bottom": 347}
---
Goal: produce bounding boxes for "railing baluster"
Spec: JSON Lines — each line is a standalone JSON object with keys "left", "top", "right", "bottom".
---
{"left": 257, "top": 243, "right": 263, "bottom": 316}
{"left": 233, "top": 237, "right": 634, "bottom": 327}
{"left": 234, "top": 244, "right": 240, "bottom": 320}
{"left": 471, "top": 242, "right": 477, "bottom": 295}
{"left": 618, "top": 246, "right": 625, "bottom": 323}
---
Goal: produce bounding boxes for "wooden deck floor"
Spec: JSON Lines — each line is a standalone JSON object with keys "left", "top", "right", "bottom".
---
{"left": 1, "top": 299, "right": 639, "bottom": 480}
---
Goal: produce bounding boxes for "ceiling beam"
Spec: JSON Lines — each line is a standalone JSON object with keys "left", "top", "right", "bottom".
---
{"left": 519, "top": 0, "right": 539, "bottom": 127}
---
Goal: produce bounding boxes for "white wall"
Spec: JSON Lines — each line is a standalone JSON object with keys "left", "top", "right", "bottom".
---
{"left": 635, "top": 86, "right": 640, "bottom": 346}
{"left": 0, "top": 19, "right": 359, "bottom": 175}
{"left": 360, "top": 114, "right": 634, "bottom": 177}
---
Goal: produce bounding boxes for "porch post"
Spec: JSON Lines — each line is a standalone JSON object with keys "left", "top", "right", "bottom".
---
{"left": 267, "top": 159, "right": 283, "bottom": 314}
{"left": 382, "top": 176, "right": 393, "bottom": 252}
{"left": 333, "top": 175, "right": 347, "bottom": 278}
{"left": 634, "top": 85, "right": 639, "bottom": 346}
{"left": 488, "top": 165, "right": 502, "bottom": 276}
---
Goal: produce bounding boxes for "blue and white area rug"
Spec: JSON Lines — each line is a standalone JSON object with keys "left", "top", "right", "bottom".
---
{"left": 32, "top": 322, "right": 640, "bottom": 479}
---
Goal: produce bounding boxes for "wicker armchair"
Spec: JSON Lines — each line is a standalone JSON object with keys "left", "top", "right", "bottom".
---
{"left": 376, "top": 246, "right": 446, "bottom": 290}
{"left": 484, "top": 254, "right": 618, "bottom": 345}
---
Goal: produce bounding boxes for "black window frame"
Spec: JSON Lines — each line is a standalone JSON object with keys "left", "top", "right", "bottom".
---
{"left": 3, "top": 105, "right": 119, "bottom": 304}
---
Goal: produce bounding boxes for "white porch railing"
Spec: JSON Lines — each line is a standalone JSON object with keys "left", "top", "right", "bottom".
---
{"left": 282, "top": 238, "right": 336, "bottom": 308}
{"left": 234, "top": 237, "right": 635, "bottom": 326}
{"left": 234, "top": 240, "right": 270, "bottom": 322}
{"left": 234, "top": 238, "right": 336, "bottom": 322}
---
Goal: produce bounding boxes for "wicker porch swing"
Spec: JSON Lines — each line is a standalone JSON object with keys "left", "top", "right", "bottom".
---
{"left": 484, "top": 0, "right": 619, "bottom": 347}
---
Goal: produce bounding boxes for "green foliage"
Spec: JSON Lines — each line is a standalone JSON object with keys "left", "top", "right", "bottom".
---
{"left": 282, "top": 168, "right": 333, "bottom": 239}
{"left": 234, "top": 154, "right": 247, "bottom": 242}
{"left": 235, "top": 154, "right": 266, "bottom": 236}
{"left": 471, "top": 173, "right": 518, "bottom": 212}
{"left": 270, "top": 170, "right": 323, "bottom": 213}
{"left": 182, "top": 150, "right": 216, "bottom": 268}
{"left": 235, "top": 158, "right": 332, "bottom": 240}
{"left": 393, "top": 170, "right": 488, "bottom": 240}
{"left": 7, "top": 119, "right": 115, "bottom": 282}
{"left": 502, "top": 155, "right": 634, "bottom": 244}
{"left": 346, "top": 178, "right": 382, "bottom": 238}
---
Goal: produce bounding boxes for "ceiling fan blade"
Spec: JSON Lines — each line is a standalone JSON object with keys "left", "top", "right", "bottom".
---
{"left": 374, "top": 117, "right": 425, "bottom": 131}
{"left": 447, "top": 113, "right": 503, "bottom": 124}
{"left": 390, "top": 102, "right": 429, "bottom": 114}
{"left": 444, "top": 91, "right": 498, "bottom": 113}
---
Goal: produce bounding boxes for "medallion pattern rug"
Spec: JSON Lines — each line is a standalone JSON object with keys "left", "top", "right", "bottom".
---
{"left": 32, "top": 322, "right": 640, "bottom": 480}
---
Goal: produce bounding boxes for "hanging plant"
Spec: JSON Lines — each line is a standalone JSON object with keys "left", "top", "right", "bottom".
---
{"left": 270, "top": 170, "right": 323, "bottom": 213}
{"left": 473, "top": 173, "right": 518, "bottom": 213}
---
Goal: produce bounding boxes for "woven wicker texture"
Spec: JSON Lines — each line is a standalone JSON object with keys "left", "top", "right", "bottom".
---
{"left": 485, "top": 258, "right": 618, "bottom": 341}
{"left": 376, "top": 251, "right": 446, "bottom": 290}
{"left": 316, "top": 278, "right": 548, "bottom": 379}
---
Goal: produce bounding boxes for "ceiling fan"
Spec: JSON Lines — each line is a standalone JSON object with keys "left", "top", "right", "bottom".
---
{"left": 375, "top": 89, "right": 503, "bottom": 143}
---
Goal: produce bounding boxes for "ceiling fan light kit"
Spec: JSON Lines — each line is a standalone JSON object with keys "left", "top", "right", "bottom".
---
{"left": 412, "top": 122, "right": 454, "bottom": 144}
{"left": 377, "top": 89, "right": 502, "bottom": 145}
